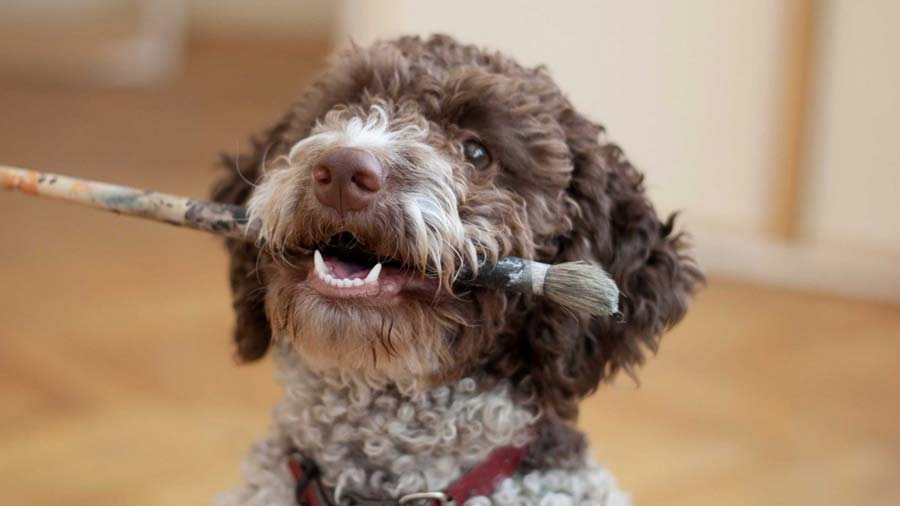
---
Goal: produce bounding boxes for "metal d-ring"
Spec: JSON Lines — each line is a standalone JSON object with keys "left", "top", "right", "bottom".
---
{"left": 398, "top": 491, "right": 455, "bottom": 506}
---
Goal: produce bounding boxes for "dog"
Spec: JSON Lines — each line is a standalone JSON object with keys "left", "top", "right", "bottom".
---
{"left": 211, "top": 34, "right": 701, "bottom": 506}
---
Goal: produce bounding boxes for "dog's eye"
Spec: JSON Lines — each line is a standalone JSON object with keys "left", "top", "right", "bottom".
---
{"left": 463, "top": 140, "right": 492, "bottom": 170}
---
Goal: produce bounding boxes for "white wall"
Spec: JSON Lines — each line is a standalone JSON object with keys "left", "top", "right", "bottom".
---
{"left": 804, "top": 0, "right": 900, "bottom": 255}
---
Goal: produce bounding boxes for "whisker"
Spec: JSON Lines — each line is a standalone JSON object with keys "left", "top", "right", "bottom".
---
{"left": 253, "top": 247, "right": 265, "bottom": 286}
{"left": 233, "top": 141, "right": 259, "bottom": 189}
{"left": 259, "top": 142, "right": 276, "bottom": 176}
{"left": 386, "top": 317, "right": 395, "bottom": 351}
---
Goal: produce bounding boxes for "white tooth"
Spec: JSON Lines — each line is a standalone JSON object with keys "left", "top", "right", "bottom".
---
{"left": 351, "top": 279, "right": 364, "bottom": 287}
{"left": 325, "top": 274, "right": 337, "bottom": 286}
{"left": 340, "top": 279, "right": 352, "bottom": 288}
{"left": 314, "top": 250, "right": 326, "bottom": 276}
{"left": 365, "top": 263, "right": 382, "bottom": 283}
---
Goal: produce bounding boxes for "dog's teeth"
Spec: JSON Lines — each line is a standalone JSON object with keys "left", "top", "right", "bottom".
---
{"left": 365, "top": 263, "right": 382, "bottom": 283}
{"left": 314, "top": 250, "right": 327, "bottom": 276}
{"left": 314, "top": 251, "right": 380, "bottom": 289}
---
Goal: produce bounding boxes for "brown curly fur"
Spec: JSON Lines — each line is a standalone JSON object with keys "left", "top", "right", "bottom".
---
{"left": 212, "top": 35, "right": 702, "bottom": 426}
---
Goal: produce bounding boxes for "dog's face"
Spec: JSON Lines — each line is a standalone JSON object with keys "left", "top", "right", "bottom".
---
{"left": 214, "top": 35, "right": 701, "bottom": 418}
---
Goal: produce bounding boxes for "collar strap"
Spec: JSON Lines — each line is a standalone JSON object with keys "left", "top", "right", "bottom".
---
{"left": 288, "top": 445, "right": 526, "bottom": 506}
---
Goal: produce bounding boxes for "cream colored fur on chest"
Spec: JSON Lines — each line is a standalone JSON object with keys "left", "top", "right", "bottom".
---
{"left": 215, "top": 345, "right": 628, "bottom": 506}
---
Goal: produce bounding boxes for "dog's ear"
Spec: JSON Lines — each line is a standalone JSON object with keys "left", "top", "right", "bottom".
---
{"left": 521, "top": 110, "right": 703, "bottom": 419}
{"left": 211, "top": 122, "right": 290, "bottom": 362}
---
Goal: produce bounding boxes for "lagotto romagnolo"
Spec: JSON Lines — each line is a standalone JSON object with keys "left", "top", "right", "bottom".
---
{"left": 211, "top": 35, "right": 702, "bottom": 506}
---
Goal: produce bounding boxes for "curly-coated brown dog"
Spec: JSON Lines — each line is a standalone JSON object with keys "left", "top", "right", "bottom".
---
{"left": 212, "top": 34, "right": 701, "bottom": 506}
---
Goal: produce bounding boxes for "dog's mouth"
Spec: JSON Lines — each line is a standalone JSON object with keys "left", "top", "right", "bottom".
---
{"left": 306, "top": 232, "right": 437, "bottom": 300}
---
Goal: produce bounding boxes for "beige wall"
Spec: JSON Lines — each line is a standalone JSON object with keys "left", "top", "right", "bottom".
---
{"left": 805, "top": 0, "right": 900, "bottom": 255}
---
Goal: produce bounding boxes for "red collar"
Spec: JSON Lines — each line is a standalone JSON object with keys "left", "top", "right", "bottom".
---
{"left": 288, "top": 445, "right": 526, "bottom": 506}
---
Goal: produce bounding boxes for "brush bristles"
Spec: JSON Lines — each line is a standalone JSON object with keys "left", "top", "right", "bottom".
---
{"left": 543, "top": 261, "right": 620, "bottom": 316}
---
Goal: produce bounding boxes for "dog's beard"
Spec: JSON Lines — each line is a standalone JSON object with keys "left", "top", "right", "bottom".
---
{"left": 264, "top": 261, "right": 465, "bottom": 379}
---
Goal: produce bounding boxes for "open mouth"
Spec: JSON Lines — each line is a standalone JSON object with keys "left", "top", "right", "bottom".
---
{"left": 307, "top": 232, "right": 434, "bottom": 300}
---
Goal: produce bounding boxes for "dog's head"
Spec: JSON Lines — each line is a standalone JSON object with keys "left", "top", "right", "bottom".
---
{"left": 213, "top": 35, "right": 701, "bottom": 418}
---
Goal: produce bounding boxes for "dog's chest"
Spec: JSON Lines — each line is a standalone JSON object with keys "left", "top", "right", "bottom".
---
{"left": 271, "top": 350, "right": 538, "bottom": 499}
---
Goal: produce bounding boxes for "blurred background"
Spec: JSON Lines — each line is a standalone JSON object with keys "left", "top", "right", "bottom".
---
{"left": 1, "top": 1, "right": 897, "bottom": 505}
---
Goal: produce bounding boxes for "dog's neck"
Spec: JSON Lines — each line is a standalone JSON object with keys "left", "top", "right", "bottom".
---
{"left": 271, "top": 345, "right": 539, "bottom": 500}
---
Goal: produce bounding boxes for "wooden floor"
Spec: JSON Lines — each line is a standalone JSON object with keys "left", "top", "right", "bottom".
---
{"left": 1, "top": 36, "right": 899, "bottom": 506}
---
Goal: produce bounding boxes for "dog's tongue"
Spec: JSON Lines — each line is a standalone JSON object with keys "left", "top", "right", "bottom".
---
{"left": 325, "top": 255, "right": 372, "bottom": 279}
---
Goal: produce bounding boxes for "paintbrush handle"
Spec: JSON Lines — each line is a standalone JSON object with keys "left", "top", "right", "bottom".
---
{"left": 1, "top": 166, "right": 253, "bottom": 240}
{"left": 457, "top": 256, "right": 550, "bottom": 294}
{"left": 2, "top": 166, "right": 618, "bottom": 314}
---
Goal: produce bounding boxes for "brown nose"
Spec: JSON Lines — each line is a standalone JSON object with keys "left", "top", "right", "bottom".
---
{"left": 312, "top": 148, "right": 385, "bottom": 212}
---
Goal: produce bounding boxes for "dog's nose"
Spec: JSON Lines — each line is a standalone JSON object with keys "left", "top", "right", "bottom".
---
{"left": 312, "top": 148, "right": 385, "bottom": 212}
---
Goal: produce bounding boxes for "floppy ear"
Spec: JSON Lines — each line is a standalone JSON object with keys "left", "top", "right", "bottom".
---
{"left": 211, "top": 122, "right": 291, "bottom": 362}
{"left": 522, "top": 110, "right": 703, "bottom": 419}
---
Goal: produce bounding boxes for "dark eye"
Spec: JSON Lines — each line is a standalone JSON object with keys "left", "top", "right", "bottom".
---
{"left": 463, "top": 139, "right": 492, "bottom": 170}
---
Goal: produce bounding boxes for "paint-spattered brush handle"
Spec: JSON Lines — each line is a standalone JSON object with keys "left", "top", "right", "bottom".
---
{"left": 1, "top": 166, "right": 252, "bottom": 240}
{"left": 2, "top": 166, "right": 620, "bottom": 316}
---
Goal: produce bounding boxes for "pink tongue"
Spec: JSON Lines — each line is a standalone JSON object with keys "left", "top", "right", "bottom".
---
{"left": 325, "top": 256, "right": 371, "bottom": 279}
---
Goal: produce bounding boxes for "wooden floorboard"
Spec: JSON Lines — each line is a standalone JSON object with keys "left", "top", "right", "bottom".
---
{"left": 1, "top": 35, "right": 898, "bottom": 506}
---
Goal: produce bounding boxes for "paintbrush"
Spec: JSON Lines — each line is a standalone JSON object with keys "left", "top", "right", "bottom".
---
{"left": 1, "top": 166, "right": 619, "bottom": 316}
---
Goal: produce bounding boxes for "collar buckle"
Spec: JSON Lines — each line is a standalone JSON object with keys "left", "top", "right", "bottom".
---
{"left": 398, "top": 492, "right": 455, "bottom": 506}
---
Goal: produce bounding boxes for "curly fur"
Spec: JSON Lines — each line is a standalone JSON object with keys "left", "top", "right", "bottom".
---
{"left": 212, "top": 34, "right": 703, "bottom": 505}
{"left": 215, "top": 345, "right": 627, "bottom": 506}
